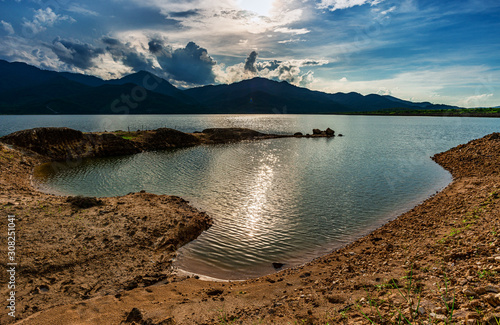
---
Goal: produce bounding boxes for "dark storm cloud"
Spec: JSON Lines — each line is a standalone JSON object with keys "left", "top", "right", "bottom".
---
{"left": 148, "top": 39, "right": 164, "bottom": 54}
{"left": 156, "top": 41, "right": 216, "bottom": 84}
{"left": 101, "top": 37, "right": 120, "bottom": 46}
{"left": 244, "top": 50, "right": 258, "bottom": 73}
{"left": 102, "top": 37, "right": 152, "bottom": 72}
{"left": 50, "top": 38, "right": 103, "bottom": 69}
{"left": 257, "top": 59, "right": 281, "bottom": 71}
{"left": 168, "top": 10, "right": 200, "bottom": 18}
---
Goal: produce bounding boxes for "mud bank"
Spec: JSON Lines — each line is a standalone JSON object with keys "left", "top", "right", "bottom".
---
{"left": 0, "top": 127, "right": 338, "bottom": 161}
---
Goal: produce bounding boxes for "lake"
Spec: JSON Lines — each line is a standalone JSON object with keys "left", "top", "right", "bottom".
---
{"left": 3, "top": 114, "right": 498, "bottom": 279}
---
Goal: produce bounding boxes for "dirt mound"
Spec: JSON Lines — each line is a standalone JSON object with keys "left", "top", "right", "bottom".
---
{"left": 201, "top": 128, "right": 266, "bottom": 143}
{"left": 0, "top": 127, "right": 84, "bottom": 157}
{"left": 433, "top": 132, "right": 500, "bottom": 178}
{"left": 142, "top": 128, "right": 201, "bottom": 150}
{"left": 0, "top": 127, "right": 141, "bottom": 160}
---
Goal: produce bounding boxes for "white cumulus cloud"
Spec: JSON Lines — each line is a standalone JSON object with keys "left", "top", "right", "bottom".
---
{"left": 462, "top": 93, "right": 493, "bottom": 107}
{"left": 274, "top": 27, "right": 310, "bottom": 35}
{"left": 215, "top": 52, "right": 328, "bottom": 87}
{"left": 22, "top": 8, "right": 74, "bottom": 35}
{"left": 317, "top": 0, "right": 382, "bottom": 11}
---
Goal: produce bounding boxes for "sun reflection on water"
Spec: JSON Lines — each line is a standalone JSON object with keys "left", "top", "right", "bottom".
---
{"left": 239, "top": 161, "right": 274, "bottom": 238}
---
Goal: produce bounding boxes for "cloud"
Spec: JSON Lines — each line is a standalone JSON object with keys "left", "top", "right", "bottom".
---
{"left": 312, "top": 66, "right": 498, "bottom": 108}
{"left": 215, "top": 52, "right": 328, "bottom": 87}
{"left": 260, "top": 59, "right": 328, "bottom": 87}
{"left": 274, "top": 27, "right": 310, "bottom": 35}
{"left": 22, "top": 8, "right": 74, "bottom": 35}
{"left": 278, "top": 38, "right": 304, "bottom": 44}
{"left": 463, "top": 93, "right": 493, "bottom": 107}
{"left": 1, "top": 20, "right": 14, "bottom": 34}
{"left": 45, "top": 35, "right": 217, "bottom": 85}
{"left": 317, "top": 0, "right": 381, "bottom": 11}
{"left": 66, "top": 4, "right": 99, "bottom": 17}
{"left": 128, "top": 0, "right": 308, "bottom": 54}
{"left": 148, "top": 38, "right": 168, "bottom": 54}
{"left": 0, "top": 35, "right": 63, "bottom": 70}
{"left": 102, "top": 37, "right": 153, "bottom": 72}
{"left": 50, "top": 38, "right": 104, "bottom": 69}
{"left": 167, "top": 9, "right": 201, "bottom": 18}
{"left": 244, "top": 50, "right": 258, "bottom": 73}
{"left": 156, "top": 41, "right": 217, "bottom": 84}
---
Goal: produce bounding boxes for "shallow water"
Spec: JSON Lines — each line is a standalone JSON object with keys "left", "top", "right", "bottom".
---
{"left": 18, "top": 114, "right": 499, "bottom": 279}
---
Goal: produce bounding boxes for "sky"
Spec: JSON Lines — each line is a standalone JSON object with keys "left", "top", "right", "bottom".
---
{"left": 0, "top": 0, "right": 499, "bottom": 107}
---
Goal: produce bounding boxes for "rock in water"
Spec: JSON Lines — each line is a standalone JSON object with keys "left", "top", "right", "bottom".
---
{"left": 272, "top": 262, "right": 285, "bottom": 270}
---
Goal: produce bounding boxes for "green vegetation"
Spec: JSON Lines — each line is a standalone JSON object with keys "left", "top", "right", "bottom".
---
{"left": 478, "top": 269, "right": 497, "bottom": 280}
{"left": 114, "top": 130, "right": 140, "bottom": 140}
{"left": 438, "top": 191, "right": 499, "bottom": 244}
{"left": 217, "top": 307, "right": 238, "bottom": 324}
{"left": 341, "top": 107, "right": 500, "bottom": 117}
{"left": 354, "top": 266, "right": 460, "bottom": 324}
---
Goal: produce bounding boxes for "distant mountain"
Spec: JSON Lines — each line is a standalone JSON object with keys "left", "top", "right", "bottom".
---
{"left": 59, "top": 71, "right": 107, "bottom": 87}
{"left": 383, "top": 95, "right": 458, "bottom": 110}
{"left": 43, "top": 83, "right": 198, "bottom": 114}
{"left": 106, "top": 71, "right": 197, "bottom": 104}
{"left": 184, "top": 77, "right": 460, "bottom": 113}
{"left": 0, "top": 60, "right": 200, "bottom": 114}
{"left": 0, "top": 59, "right": 461, "bottom": 114}
{"left": 0, "top": 60, "right": 61, "bottom": 92}
{"left": 184, "top": 78, "right": 348, "bottom": 113}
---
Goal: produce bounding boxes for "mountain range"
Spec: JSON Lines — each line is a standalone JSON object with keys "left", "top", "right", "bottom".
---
{"left": 0, "top": 59, "right": 460, "bottom": 114}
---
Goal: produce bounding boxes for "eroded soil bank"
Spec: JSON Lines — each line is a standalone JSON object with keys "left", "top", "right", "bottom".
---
{"left": 0, "top": 141, "right": 213, "bottom": 324}
{"left": 1, "top": 131, "right": 499, "bottom": 324}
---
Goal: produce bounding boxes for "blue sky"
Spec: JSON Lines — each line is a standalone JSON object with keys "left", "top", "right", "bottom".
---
{"left": 0, "top": 0, "right": 499, "bottom": 107}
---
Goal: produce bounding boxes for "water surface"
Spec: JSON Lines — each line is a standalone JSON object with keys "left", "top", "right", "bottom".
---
{"left": 21, "top": 115, "right": 499, "bottom": 279}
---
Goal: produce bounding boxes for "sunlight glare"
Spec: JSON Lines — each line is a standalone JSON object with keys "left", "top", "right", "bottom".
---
{"left": 238, "top": 0, "right": 275, "bottom": 16}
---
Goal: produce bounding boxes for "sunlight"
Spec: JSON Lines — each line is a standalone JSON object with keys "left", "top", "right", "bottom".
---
{"left": 238, "top": 0, "right": 275, "bottom": 16}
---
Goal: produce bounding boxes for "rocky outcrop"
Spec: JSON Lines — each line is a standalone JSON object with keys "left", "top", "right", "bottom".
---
{"left": 0, "top": 127, "right": 140, "bottom": 160}
{"left": 201, "top": 128, "right": 266, "bottom": 143}
{"left": 0, "top": 126, "right": 343, "bottom": 161}
{"left": 141, "top": 128, "right": 201, "bottom": 150}
{"left": 312, "top": 128, "right": 335, "bottom": 137}
{"left": 86, "top": 133, "right": 141, "bottom": 158}
{"left": 432, "top": 132, "right": 500, "bottom": 178}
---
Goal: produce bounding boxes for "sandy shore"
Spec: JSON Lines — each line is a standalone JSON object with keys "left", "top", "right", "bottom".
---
{"left": 1, "top": 131, "right": 500, "bottom": 324}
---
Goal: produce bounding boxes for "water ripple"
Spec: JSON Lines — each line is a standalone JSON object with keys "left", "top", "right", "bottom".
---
{"left": 29, "top": 115, "right": 500, "bottom": 279}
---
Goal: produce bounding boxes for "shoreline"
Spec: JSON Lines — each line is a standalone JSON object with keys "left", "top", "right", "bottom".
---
{"left": 0, "top": 140, "right": 214, "bottom": 324}
{"left": 1, "top": 130, "right": 499, "bottom": 324}
{"left": 0, "top": 126, "right": 339, "bottom": 323}
{"left": 173, "top": 185, "right": 449, "bottom": 282}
